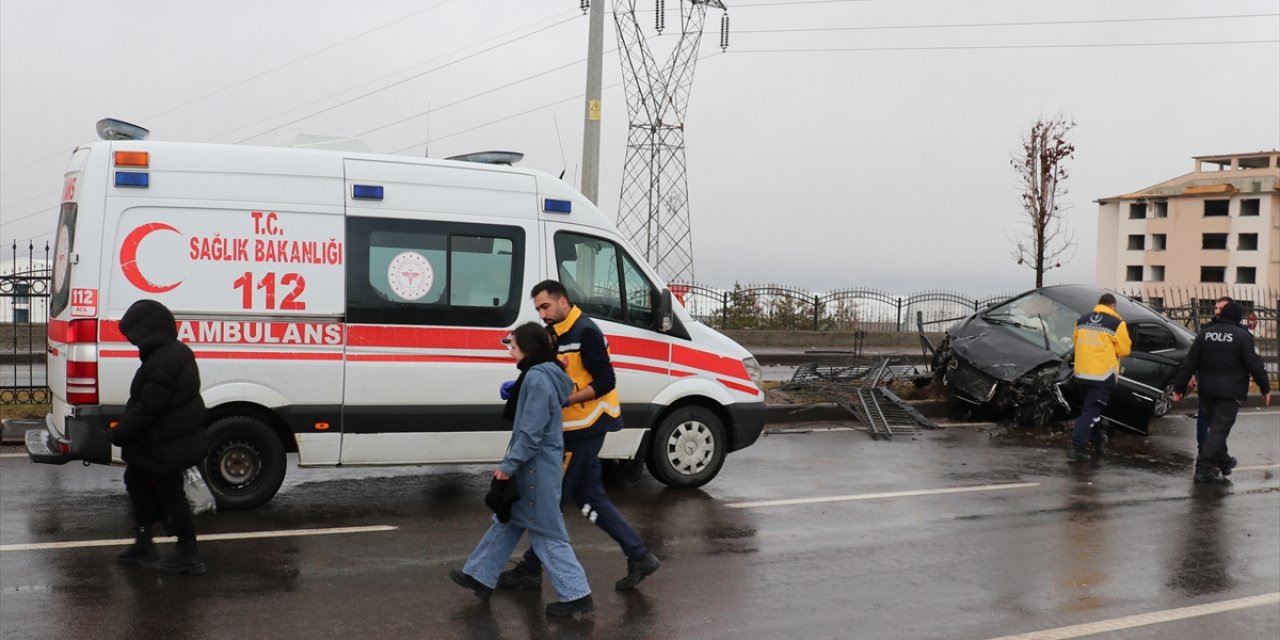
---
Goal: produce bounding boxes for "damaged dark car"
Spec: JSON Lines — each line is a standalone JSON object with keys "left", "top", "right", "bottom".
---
{"left": 933, "top": 284, "right": 1194, "bottom": 433}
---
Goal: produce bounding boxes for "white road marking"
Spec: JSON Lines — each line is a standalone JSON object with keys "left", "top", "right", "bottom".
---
{"left": 1236, "top": 464, "right": 1280, "bottom": 471}
{"left": 985, "top": 592, "right": 1280, "bottom": 640}
{"left": 0, "top": 453, "right": 29, "bottom": 458}
{"left": 727, "top": 482, "right": 1040, "bottom": 509}
{"left": 0, "top": 525, "right": 398, "bottom": 552}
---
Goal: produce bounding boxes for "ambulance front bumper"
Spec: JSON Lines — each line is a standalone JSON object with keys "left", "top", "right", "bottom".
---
{"left": 727, "top": 401, "right": 767, "bottom": 453}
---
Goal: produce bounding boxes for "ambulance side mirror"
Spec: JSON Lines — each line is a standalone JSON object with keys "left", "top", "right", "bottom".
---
{"left": 657, "top": 289, "right": 674, "bottom": 333}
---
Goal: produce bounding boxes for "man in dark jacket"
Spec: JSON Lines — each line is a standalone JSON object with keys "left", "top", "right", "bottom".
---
{"left": 1172, "top": 301, "right": 1272, "bottom": 483}
{"left": 111, "top": 299, "right": 208, "bottom": 574}
{"left": 498, "top": 280, "right": 660, "bottom": 592}
{"left": 1191, "top": 296, "right": 1234, "bottom": 450}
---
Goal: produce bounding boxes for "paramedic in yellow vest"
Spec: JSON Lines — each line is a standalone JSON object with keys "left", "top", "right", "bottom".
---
{"left": 498, "top": 280, "right": 660, "bottom": 592}
{"left": 1068, "top": 293, "right": 1132, "bottom": 462}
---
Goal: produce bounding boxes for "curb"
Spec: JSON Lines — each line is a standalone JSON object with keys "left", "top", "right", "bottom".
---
{"left": 1, "top": 418, "right": 43, "bottom": 446}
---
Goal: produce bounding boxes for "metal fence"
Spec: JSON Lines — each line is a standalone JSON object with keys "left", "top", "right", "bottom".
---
{"left": 2, "top": 241, "right": 51, "bottom": 404}
{"left": 672, "top": 283, "right": 1020, "bottom": 332}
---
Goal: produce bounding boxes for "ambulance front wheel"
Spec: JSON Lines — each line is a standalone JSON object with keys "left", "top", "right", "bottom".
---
{"left": 646, "top": 406, "right": 726, "bottom": 489}
{"left": 203, "top": 415, "right": 287, "bottom": 511}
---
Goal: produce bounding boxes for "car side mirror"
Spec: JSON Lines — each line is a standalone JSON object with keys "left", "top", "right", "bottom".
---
{"left": 657, "top": 288, "right": 674, "bottom": 332}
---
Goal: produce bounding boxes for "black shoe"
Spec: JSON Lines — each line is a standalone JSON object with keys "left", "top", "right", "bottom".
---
{"left": 1220, "top": 456, "right": 1238, "bottom": 477}
{"left": 615, "top": 553, "right": 660, "bottom": 591}
{"left": 1066, "top": 448, "right": 1091, "bottom": 463}
{"left": 158, "top": 548, "right": 206, "bottom": 575}
{"left": 1194, "top": 469, "right": 1226, "bottom": 483}
{"left": 449, "top": 569, "right": 493, "bottom": 601}
{"left": 1092, "top": 432, "right": 1109, "bottom": 457}
{"left": 546, "top": 594, "right": 594, "bottom": 617}
{"left": 116, "top": 541, "right": 158, "bottom": 566}
{"left": 496, "top": 562, "right": 542, "bottom": 591}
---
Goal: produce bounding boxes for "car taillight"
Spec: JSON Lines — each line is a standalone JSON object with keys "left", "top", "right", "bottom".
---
{"left": 66, "top": 319, "right": 99, "bottom": 406}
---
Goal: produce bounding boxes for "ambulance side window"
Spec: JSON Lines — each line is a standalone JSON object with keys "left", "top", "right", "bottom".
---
{"left": 346, "top": 218, "right": 523, "bottom": 327}
{"left": 49, "top": 203, "right": 78, "bottom": 317}
{"left": 554, "top": 232, "right": 658, "bottom": 330}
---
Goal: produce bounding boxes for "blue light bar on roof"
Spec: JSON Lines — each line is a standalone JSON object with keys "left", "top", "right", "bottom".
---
{"left": 352, "top": 184, "right": 384, "bottom": 200}
{"left": 114, "top": 171, "right": 149, "bottom": 188}
{"left": 544, "top": 198, "right": 572, "bottom": 214}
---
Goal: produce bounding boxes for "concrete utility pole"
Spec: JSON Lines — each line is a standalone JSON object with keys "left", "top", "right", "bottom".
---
{"left": 580, "top": 0, "right": 605, "bottom": 204}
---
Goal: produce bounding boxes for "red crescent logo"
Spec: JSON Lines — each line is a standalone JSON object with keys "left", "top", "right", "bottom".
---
{"left": 120, "top": 222, "right": 183, "bottom": 293}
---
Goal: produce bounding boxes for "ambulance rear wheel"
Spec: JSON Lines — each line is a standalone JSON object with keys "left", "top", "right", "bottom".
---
{"left": 203, "top": 416, "right": 286, "bottom": 511}
{"left": 646, "top": 406, "right": 726, "bottom": 489}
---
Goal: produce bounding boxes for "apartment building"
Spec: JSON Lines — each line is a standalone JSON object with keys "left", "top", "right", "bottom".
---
{"left": 1096, "top": 151, "right": 1279, "bottom": 306}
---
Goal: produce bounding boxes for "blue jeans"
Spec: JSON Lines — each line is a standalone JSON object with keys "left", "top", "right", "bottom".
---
{"left": 463, "top": 515, "right": 590, "bottom": 602}
{"left": 523, "top": 431, "right": 648, "bottom": 571}
{"left": 1071, "top": 384, "right": 1112, "bottom": 450}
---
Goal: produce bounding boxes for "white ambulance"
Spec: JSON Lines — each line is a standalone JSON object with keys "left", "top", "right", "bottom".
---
{"left": 26, "top": 121, "right": 767, "bottom": 510}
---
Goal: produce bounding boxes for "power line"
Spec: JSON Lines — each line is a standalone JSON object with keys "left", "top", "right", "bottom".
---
{"left": 733, "top": 12, "right": 1280, "bottom": 34}
{"left": 729, "top": 39, "right": 1280, "bottom": 53}
{"left": 209, "top": 9, "right": 580, "bottom": 145}
{"left": 0, "top": 206, "right": 56, "bottom": 229}
{"left": 732, "top": 0, "right": 872, "bottom": 7}
{"left": 230, "top": 13, "right": 582, "bottom": 145}
{"left": 359, "top": 44, "right": 628, "bottom": 140}
{"left": 0, "top": 189, "right": 57, "bottom": 212}
{"left": 149, "top": 0, "right": 459, "bottom": 124}
{"left": 0, "top": 0, "right": 459, "bottom": 179}
{"left": 391, "top": 50, "right": 727, "bottom": 155}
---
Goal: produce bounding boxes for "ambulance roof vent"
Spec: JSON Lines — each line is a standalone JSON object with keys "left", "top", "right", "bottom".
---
{"left": 446, "top": 151, "right": 523, "bottom": 165}
{"left": 96, "top": 118, "right": 150, "bottom": 141}
{"left": 277, "top": 133, "right": 372, "bottom": 152}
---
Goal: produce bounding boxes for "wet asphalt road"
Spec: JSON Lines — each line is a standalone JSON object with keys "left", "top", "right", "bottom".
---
{"left": 2, "top": 411, "right": 1278, "bottom": 640}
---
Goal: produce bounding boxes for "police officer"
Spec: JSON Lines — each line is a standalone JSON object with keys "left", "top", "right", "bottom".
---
{"left": 1172, "top": 301, "right": 1272, "bottom": 483}
{"left": 1068, "top": 293, "right": 1132, "bottom": 462}
{"left": 498, "top": 280, "right": 660, "bottom": 591}
{"left": 1191, "top": 296, "right": 1234, "bottom": 451}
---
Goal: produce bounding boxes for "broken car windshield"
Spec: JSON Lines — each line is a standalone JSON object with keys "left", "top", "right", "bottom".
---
{"left": 982, "top": 292, "right": 1078, "bottom": 356}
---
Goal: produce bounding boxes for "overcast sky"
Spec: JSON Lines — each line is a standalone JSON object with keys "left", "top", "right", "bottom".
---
{"left": 2, "top": 0, "right": 1277, "bottom": 295}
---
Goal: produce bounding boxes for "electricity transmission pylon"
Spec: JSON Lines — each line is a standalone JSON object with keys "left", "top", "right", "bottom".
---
{"left": 613, "top": 0, "right": 728, "bottom": 284}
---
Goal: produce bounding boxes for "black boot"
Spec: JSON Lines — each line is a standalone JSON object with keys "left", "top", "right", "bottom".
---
{"left": 615, "top": 553, "right": 660, "bottom": 590}
{"left": 1220, "top": 456, "right": 1238, "bottom": 476}
{"left": 545, "top": 594, "right": 594, "bottom": 617}
{"left": 159, "top": 544, "right": 207, "bottom": 575}
{"left": 116, "top": 527, "right": 158, "bottom": 566}
{"left": 496, "top": 561, "right": 542, "bottom": 590}
{"left": 449, "top": 569, "right": 493, "bottom": 601}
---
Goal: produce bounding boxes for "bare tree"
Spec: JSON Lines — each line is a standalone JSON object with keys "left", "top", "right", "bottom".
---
{"left": 1011, "top": 115, "right": 1076, "bottom": 288}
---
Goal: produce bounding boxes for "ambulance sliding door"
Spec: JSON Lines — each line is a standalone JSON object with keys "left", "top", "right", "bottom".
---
{"left": 341, "top": 160, "right": 540, "bottom": 464}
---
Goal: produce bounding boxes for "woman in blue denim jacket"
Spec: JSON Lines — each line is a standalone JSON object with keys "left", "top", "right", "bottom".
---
{"left": 450, "top": 322, "right": 594, "bottom": 617}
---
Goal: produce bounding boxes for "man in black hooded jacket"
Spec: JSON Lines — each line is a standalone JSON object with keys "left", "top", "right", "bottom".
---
{"left": 1172, "top": 301, "right": 1272, "bottom": 483}
{"left": 111, "top": 299, "right": 208, "bottom": 574}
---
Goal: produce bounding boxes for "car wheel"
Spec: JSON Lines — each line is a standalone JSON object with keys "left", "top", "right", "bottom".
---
{"left": 1151, "top": 385, "right": 1175, "bottom": 417}
{"left": 203, "top": 415, "right": 286, "bottom": 511}
{"left": 646, "top": 406, "right": 726, "bottom": 489}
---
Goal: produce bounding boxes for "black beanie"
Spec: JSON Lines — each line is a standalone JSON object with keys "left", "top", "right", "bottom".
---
{"left": 1219, "top": 301, "right": 1244, "bottom": 324}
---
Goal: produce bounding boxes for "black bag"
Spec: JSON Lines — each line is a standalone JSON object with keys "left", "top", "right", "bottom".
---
{"left": 66, "top": 419, "right": 112, "bottom": 464}
{"left": 484, "top": 477, "right": 520, "bottom": 523}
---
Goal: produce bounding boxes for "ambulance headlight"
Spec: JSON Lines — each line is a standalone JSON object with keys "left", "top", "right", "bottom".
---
{"left": 742, "top": 357, "right": 764, "bottom": 391}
